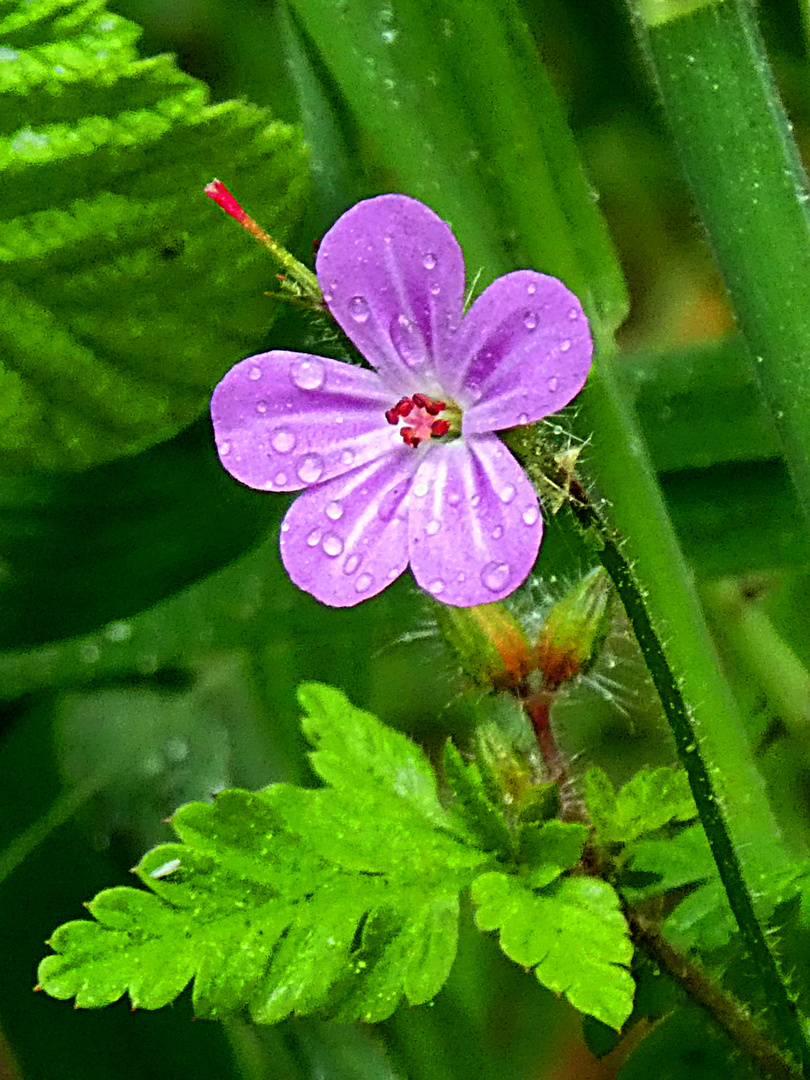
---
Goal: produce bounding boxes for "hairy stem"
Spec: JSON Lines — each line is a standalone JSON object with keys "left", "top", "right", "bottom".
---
{"left": 627, "top": 910, "right": 801, "bottom": 1080}
{"left": 553, "top": 468, "right": 809, "bottom": 1071}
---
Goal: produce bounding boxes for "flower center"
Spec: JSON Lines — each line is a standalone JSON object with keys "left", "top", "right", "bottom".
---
{"left": 384, "top": 393, "right": 461, "bottom": 448}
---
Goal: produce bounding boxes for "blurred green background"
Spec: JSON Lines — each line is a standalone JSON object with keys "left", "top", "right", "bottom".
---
{"left": 3, "top": 0, "right": 810, "bottom": 1077}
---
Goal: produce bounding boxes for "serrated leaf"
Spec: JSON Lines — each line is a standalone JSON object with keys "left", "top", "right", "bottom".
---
{"left": 1, "top": 0, "right": 308, "bottom": 472}
{"left": 442, "top": 741, "right": 514, "bottom": 854}
{"left": 472, "top": 871, "right": 633, "bottom": 1029}
{"left": 38, "top": 686, "right": 493, "bottom": 1022}
{"left": 584, "top": 767, "right": 696, "bottom": 845}
{"left": 519, "top": 820, "right": 589, "bottom": 889}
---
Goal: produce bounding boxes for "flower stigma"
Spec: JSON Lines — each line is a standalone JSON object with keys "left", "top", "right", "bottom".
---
{"left": 384, "top": 392, "right": 462, "bottom": 447}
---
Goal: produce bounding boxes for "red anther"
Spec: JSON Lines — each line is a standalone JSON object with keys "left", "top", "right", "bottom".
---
{"left": 398, "top": 397, "right": 414, "bottom": 417}
{"left": 426, "top": 399, "right": 446, "bottom": 416}
{"left": 431, "top": 418, "right": 450, "bottom": 437}
{"left": 401, "top": 427, "right": 422, "bottom": 447}
{"left": 412, "top": 392, "right": 429, "bottom": 408}
{"left": 385, "top": 408, "right": 400, "bottom": 424}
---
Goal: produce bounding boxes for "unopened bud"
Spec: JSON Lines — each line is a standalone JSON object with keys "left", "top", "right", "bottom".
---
{"left": 475, "top": 719, "right": 560, "bottom": 821}
{"left": 535, "top": 568, "right": 612, "bottom": 690}
{"left": 435, "top": 602, "right": 532, "bottom": 692}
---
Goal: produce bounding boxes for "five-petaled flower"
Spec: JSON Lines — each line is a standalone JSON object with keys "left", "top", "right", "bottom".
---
{"left": 211, "top": 195, "right": 592, "bottom": 607}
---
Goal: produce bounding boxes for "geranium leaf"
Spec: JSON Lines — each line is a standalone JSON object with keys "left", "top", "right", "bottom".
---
{"left": 584, "top": 766, "right": 696, "bottom": 845}
{"left": 472, "top": 871, "right": 634, "bottom": 1030}
{"left": 37, "top": 685, "right": 492, "bottom": 1022}
{"left": 1, "top": 0, "right": 308, "bottom": 473}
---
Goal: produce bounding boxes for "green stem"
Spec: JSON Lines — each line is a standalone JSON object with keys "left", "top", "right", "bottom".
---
{"left": 626, "top": 0, "right": 810, "bottom": 533}
{"left": 552, "top": 463, "right": 809, "bottom": 1071}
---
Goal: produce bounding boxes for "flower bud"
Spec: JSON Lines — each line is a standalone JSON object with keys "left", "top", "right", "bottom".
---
{"left": 535, "top": 568, "right": 612, "bottom": 690}
{"left": 434, "top": 602, "right": 533, "bottom": 692}
{"left": 475, "top": 719, "right": 561, "bottom": 821}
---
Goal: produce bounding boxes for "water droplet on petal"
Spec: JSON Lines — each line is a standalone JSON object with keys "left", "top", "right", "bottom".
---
{"left": 456, "top": 571, "right": 466, "bottom": 583}
{"left": 429, "top": 579, "right": 445, "bottom": 594}
{"left": 492, "top": 525, "right": 503, "bottom": 539}
{"left": 249, "top": 365, "right": 262, "bottom": 380}
{"left": 256, "top": 400, "right": 268, "bottom": 414}
{"left": 280, "top": 521, "right": 290, "bottom": 533}
{"left": 325, "top": 500, "right": 343, "bottom": 521}
{"left": 527, "top": 282, "right": 537, "bottom": 296}
{"left": 522, "top": 505, "right": 540, "bottom": 525}
{"left": 297, "top": 453, "right": 324, "bottom": 483}
{"left": 448, "top": 492, "right": 461, "bottom": 506}
{"left": 426, "top": 519, "right": 441, "bottom": 536}
{"left": 413, "top": 481, "right": 429, "bottom": 498}
{"left": 430, "top": 282, "right": 441, "bottom": 296}
{"left": 547, "top": 376, "right": 559, "bottom": 392}
{"left": 523, "top": 311, "right": 538, "bottom": 331}
{"left": 499, "top": 485, "right": 516, "bottom": 504}
{"left": 422, "top": 252, "right": 437, "bottom": 270}
{"left": 481, "top": 562, "right": 511, "bottom": 592}
{"left": 340, "top": 449, "right": 355, "bottom": 466}
{"left": 390, "top": 314, "right": 427, "bottom": 367}
{"left": 470, "top": 493, "right": 481, "bottom": 507}
{"left": 274, "top": 471, "right": 288, "bottom": 486}
{"left": 569, "top": 308, "right": 579, "bottom": 320}
{"left": 290, "top": 357, "right": 326, "bottom": 390}
{"left": 306, "top": 528, "right": 322, "bottom": 547}
{"left": 271, "top": 430, "right": 296, "bottom": 453}
{"left": 348, "top": 295, "right": 370, "bottom": 323}
{"left": 560, "top": 339, "right": 571, "bottom": 352}
{"left": 343, "top": 554, "right": 361, "bottom": 575}
{"left": 355, "top": 573, "right": 374, "bottom": 593}
{"left": 322, "top": 534, "right": 343, "bottom": 557}
{"left": 218, "top": 441, "right": 231, "bottom": 456}
{"left": 518, "top": 412, "right": 529, "bottom": 425}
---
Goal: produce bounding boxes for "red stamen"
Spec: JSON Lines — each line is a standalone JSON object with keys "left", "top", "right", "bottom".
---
{"left": 426, "top": 399, "right": 446, "bottom": 415}
{"left": 204, "top": 179, "right": 248, "bottom": 224}
{"left": 431, "top": 418, "right": 450, "bottom": 437}
{"left": 412, "top": 392, "right": 429, "bottom": 408}
{"left": 401, "top": 427, "right": 423, "bottom": 447}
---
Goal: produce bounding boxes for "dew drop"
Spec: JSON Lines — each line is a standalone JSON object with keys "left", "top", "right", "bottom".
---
{"left": 430, "top": 282, "right": 441, "bottom": 296}
{"left": 322, "top": 534, "right": 343, "bottom": 557}
{"left": 325, "top": 500, "right": 343, "bottom": 521}
{"left": 340, "top": 449, "right": 355, "bottom": 466}
{"left": 518, "top": 412, "right": 529, "bottom": 425}
{"left": 249, "top": 365, "right": 262, "bottom": 380}
{"left": 256, "top": 400, "right": 268, "bottom": 414}
{"left": 492, "top": 525, "right": 504, "bottom": 539}
{"left": 218, "top": 441, "right": 231, "bottom": 456}
{"left": 523, "top": 311, "right": 538, "bottom": 331}
{"left": 526, "top": 282, "right": 537, "bottom": 296}
{"left": 355, "top": 573, "right": 374, "bottom": 593}
{"left": 456, "top": 571, "right": 466, "bottom": 583}
{"left": 343, "top": 554, "right": 361, "bottom": 575}
{"left": 307, "top": 528, "right": 322, "bottom": 547}
{"left": 422, "top": 252, "right": 437, "bottom": 270}
{"left": 429, "top": 579, "right": 445, "bottom": 595}
{"left": 280, "top": 521, "right": 290, "bottom": 533}
{"left": 413, "top": 481, "right": 429, "bottom": 498}
{"left": 348, "top": 295, "right": 370, "bottom": 323}
{"left": 297, "top": 453, "right": 325, "bottom": 483}
{"left": 448, "top": 492, "right": 461, "bottom": 506}
{"left": 522, "top": 505, "right": 540, "bottom": 525}
{"left": 560, "top": 339, "right": 571, "bottom": 352}
{"left": 274, "top": 471, "right": 288, "bottom": 486}
{"left": 481, "top": 562, "right": 511, "bottom": 592}
{"left": 390, "top": 314, "right": 427, "bottom": 367}
{"left": 470, "top": 493, "right": 481, "bottom": 507}
{"left": 290, "top": 357, "right": 326, "bottom": 390}
{"left": 499, "top": 485, "right": 516, "bottom": 504}
{"left": 547, "top": 376, "right": 559, "bottom": 393}
{"left": 569, "top": 307, "right": 579, "bottom": 320}
{"left": 271, "top": 430, "right": 296, "bottom": 453}
{"left": 426, "top": 519, "right": 441, "bottom": 536}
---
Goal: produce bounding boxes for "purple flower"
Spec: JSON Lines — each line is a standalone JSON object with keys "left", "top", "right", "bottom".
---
{"left": 211, "top": 195, "right": 592, "bottom": 608}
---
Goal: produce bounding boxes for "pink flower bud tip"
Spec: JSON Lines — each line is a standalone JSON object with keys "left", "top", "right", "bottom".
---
{"left": 204, "top": 178, "right": 247, "bottom": 223}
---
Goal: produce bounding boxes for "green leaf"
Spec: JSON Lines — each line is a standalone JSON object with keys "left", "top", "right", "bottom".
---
{"left": 442, "top": 741, "right": 515, "bottom": 855}
{"left": 472, "top": 872, "right": 633, "bottom": 1029}
{"left": 1, "top": 0, "right": 308, "bottom": 472}
{"left": 584, "top": 767, "right": 696, "bottom": 845}
{"left": 38, "top": 685, "right": 491, "bottom": 1021}
{"left": 519, "top": 820, "right": 589, "bottom": 890}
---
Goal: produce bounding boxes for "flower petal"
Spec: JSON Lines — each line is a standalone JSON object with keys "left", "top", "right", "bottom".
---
{"left": 279, "top": 449, "right": 418, "bottom": 607}
{"left": 315, "top": 195, "right": 465, "bottom": 395}
{"left": 407, "top": 434, "right": 542, "bottom": 606}
{"left": 211, "top": 351, "right": 399, "bottom": 492}
{"left": 446, "top": 271, "right": 592, "bottom": 435}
